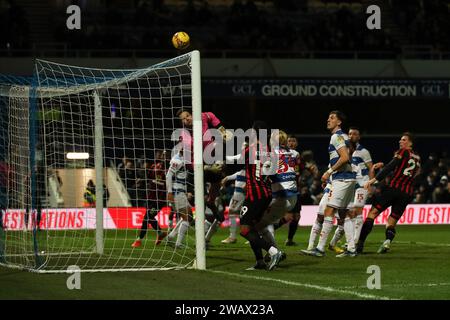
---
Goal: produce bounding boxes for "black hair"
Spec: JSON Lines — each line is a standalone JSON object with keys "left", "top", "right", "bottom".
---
{"left": 329, "top": 110, "right": 346, "bottom": 124}
{"left": 176, "top": 108, "right": 192, "bottom": 117}
{"left": 402, "top": 131, "right": 414, "bottom": 145}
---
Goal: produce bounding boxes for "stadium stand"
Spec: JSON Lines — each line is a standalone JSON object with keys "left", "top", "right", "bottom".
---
{"left": 1, "top": 0, "right": 449, "bottom": 57}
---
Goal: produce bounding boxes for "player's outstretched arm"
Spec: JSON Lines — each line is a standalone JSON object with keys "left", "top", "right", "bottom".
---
{"left": 221, "top": 171, "right": 239, "bottom": 186}
{"left": 364, "top": 158, "right": 400, "bottom": 189}
{"left": 368, "top": 162, "right": 384, "bottom": 180}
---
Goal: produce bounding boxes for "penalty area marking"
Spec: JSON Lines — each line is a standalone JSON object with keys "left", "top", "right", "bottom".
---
{"left": 206, "top": 269, "right": 399, "bottom": 300}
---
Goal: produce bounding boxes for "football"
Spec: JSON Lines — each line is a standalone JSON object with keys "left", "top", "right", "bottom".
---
{"left": 172, "top": 31, "right": 190, "bottom": 50}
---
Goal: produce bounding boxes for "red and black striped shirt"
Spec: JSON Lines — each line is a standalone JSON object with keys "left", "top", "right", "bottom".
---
{"left": 243, "top": 143, "right": 272, "bottom": 201}
{"left": 388, "top": 148, "right": 421, "bottom": 196}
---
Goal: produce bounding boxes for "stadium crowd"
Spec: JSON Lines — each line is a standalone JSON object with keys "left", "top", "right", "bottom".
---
{"left": 392, "top": 0, "right": 450, "bottom": 51}
{"left": 410, "top": 152, "right": 450, "bottom": 203}
{"left": 52, "top": 0, "right": 394, "bottom": 52}
{"left": 2, "top": 0, "right": 450, "bottom": 54}
{"left": 0, "top": 0, "right": 30, "bottom": 50}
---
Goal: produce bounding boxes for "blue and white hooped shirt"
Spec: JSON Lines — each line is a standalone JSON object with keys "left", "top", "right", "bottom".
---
{"left": 271, "top": 146, "right": 298, "bottom": 198}
{"left": 351, "top": 143, "right": 372, "bottom": 187}
{"left": 328, "top": 129, "right": 356, "bottom": 181}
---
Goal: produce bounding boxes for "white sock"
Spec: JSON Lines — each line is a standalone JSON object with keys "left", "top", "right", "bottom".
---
{"left": 205, "top": 219, "right": 219, "bottom": 242}
{"left": 353, "top": 214, "right": 364, "bottom": 244}
{"left": 317, "top": 216, "right": 334, "bottom": 252}
{"left": 261, "top": 226, "right": 277, "bottom": 247}
{"left": 229, "top": 214, "right": 238, "bottom": 239}
{"left": 204, "top": 220, "right": 212, "bottom": 236}
{"left": 168, "top": 221, "right": 181, "bottom": 240}
{"left": 329, "top": 224, "right": 344, "bottom": 247}
{"left": 268, "top": 246, "right": 279, "bottom": 256}
{"left": 344, "top": 217, "right": 356, "bottom": 252}
{"left": 176, "top": 220, "right": 190, "bottom": 247}
{"left": 308, "top": 219, "right": 323, "bottom": 250}
{"left": 267, "top": 224, "right": 275, "bottom": 237}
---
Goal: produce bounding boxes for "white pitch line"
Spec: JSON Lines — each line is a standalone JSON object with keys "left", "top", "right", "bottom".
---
{"left": 206, "top": 269, "right": 399, "bottom": 300}
{"left": 395, "top": 241, "right": 450, "bottom": 247}
{"left": 3, "top": 251, "right": 93, "bottom": 257}
{"left": 339, "top": 282, "right": 450, "bottom": 289}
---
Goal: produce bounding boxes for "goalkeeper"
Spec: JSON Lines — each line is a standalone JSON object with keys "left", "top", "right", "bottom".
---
{"left": 176, "top": 108, "right": 231, "bottom": 246}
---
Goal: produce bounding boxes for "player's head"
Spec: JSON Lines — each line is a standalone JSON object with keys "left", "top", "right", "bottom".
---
{"left": 287, "top": 135, "right": 298, "bottom": 149}
{"left": 271, "top": 130, "right": 288, "bottom": 148}
{"left": 176, "top": 108, "right": 193, "bottom": 127}
{"left": 348, "top": 127, "right": 361, "bottom": 144}
{"left": 400, "top": 132, "right": 414, "bottom": 149}
{"left": 155, "top": 149, "right": 167, "bottom": 161}
{"left": 327, "top": 110, "right": 346, "bottom": 132}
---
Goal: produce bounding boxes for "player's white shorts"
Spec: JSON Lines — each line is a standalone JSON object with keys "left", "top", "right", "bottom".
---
{"left": 347, "top": 187, "right": 369, "bottom": 209}
{"left": 327, "top": 180, "right": 356, "bottom": 210}
{"left": 228, "top": 191, "right": 244, "bottom": 214}
{"left": 174, "top": 192, "right": 191, "bottom": 212}
{"left": 317, "top": 188, "right": 340, "bottom": 218}
{"left": 258, "top": 195, "right": 297, "bottom": 227}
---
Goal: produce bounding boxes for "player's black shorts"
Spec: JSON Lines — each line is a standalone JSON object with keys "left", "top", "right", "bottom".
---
{"left": 288, "top": 193, "right": 302, "bottom": 215}
{"left": 239, "top": 195, "right": 272, "bottom": 226}
{"left": 204, "top": 169, "right": 223, "bottom": 183}
{"left": 371, "top": 187, "right": 413, "bottom": 220}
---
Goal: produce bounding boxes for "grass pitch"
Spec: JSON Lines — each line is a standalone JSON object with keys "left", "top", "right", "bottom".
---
{"left": 1, "top": 225, "right": 450, "bottom": 300}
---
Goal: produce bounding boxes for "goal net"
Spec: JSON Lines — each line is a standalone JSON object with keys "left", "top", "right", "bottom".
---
{"left": 0, "top": 51, "right": 206, "bottom": 272}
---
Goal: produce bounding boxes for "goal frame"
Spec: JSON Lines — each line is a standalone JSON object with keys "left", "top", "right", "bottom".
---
{"left": 1, "top": 50, "right": 206, "bottom": 273}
